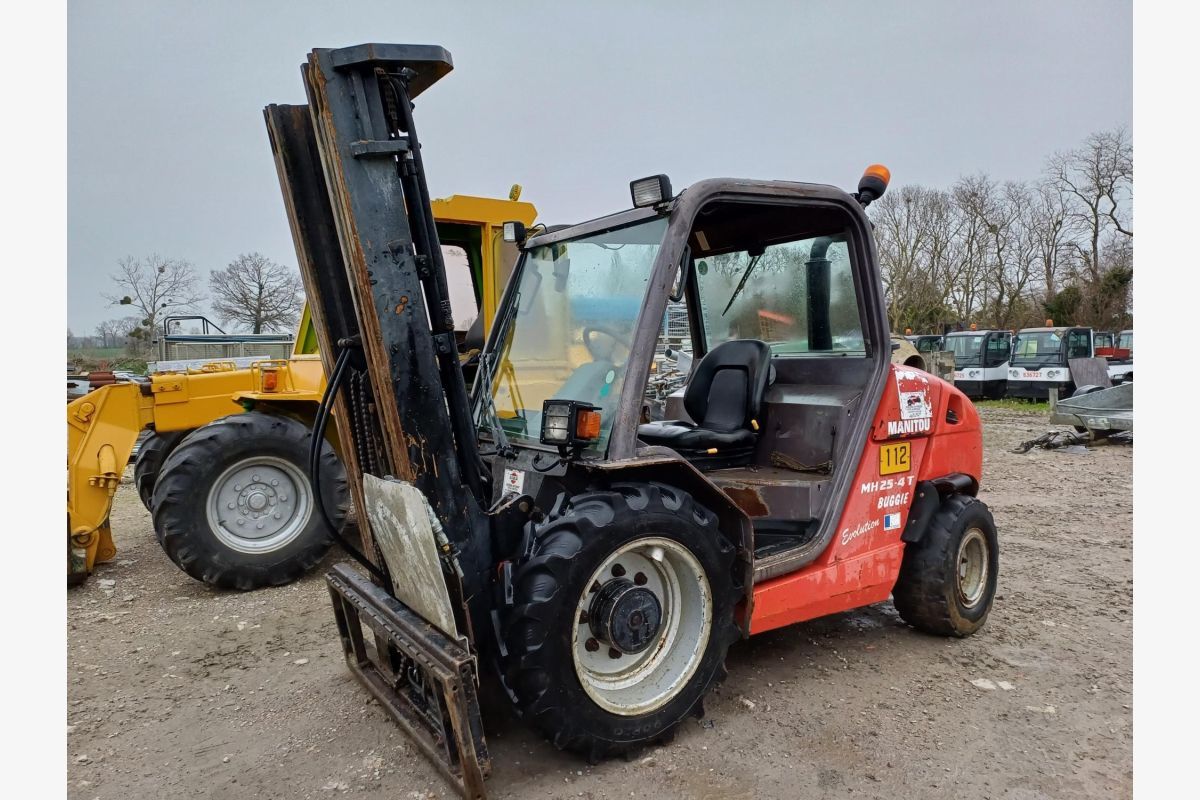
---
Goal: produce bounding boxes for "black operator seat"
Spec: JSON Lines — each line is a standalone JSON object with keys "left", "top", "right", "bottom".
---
{"left": 637, "top": 339, "right": 772, "bottom": 469}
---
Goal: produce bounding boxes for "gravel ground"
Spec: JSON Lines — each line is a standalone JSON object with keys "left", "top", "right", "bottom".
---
{"left": 67, "top": 407, "right": 1132, "bottom": 799}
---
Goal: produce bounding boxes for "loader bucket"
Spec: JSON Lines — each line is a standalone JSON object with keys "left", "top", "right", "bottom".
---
{"left": 325, "top": 564, "right": 489, "bottom": 799}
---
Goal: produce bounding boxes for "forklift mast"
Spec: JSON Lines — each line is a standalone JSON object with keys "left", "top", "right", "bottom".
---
{"left": 266, "top": 45, "right": 491, "bottom": 600}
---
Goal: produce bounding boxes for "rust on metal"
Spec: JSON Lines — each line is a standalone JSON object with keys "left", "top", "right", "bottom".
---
{"left": 723, "top": 486, "right": 770, "bottom": 518}
{"left": 327, "top": 564, "right": 490, "bottom": 800}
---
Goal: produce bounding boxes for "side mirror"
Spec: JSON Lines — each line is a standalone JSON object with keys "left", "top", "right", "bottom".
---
{"left": 553, "top": 256, "right": 570, "bottom": 292}
{"left": 519, "top": 266, "right": 543, "bottom": 316}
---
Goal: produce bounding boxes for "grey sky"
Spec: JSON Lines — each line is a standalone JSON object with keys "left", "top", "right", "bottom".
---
{"left": 68, "top": 0, "right": 1131, "bottom": 334}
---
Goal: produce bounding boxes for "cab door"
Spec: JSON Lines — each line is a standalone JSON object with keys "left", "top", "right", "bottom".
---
{"left": 1065, "top": 328, "right": 1093, "bottom": 362}
{"left": 983, "top": 331, "right": 1011, "bottom": 367}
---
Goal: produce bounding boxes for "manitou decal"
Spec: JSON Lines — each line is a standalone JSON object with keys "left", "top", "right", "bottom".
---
{"left": 885, "top": 369, "right": 933, "bottom": 438}
{"left": 887, "top": 418, "right": 931, "bottom": 436}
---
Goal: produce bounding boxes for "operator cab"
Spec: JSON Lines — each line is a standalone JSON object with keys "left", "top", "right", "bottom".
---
{"left": 476, "top": 170, "right": 891, "bottom": 565}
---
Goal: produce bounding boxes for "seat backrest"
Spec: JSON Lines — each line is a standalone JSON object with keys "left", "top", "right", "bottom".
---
{"left": 683, "top": 339, "right": 772, "bottom": 432}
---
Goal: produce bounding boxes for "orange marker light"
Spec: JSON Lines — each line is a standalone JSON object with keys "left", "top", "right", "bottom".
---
{"left": 575, "top": 409, "right": 601, "bottom": 440}
{"left": 1045, "top": 318, "right": 1054, "bottom": 326}
{"left": 863, "top": 164, "right": 891, "bottom": 187}
{"left": 970, "top": 322, "right": 977, "bottom": 331}
{"left": 262, "top": 369, "right": 279, "bottom": 392}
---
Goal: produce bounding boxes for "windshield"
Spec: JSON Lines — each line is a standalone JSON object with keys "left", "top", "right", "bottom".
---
{"left": 946, "top": 334, "right": 985, "bottom": 364}
{"left": 478, "top": 216, "right": 668, "bottom": 452}
{"left": 1094, "top": 332, "right": 1113, "bottom": 349}
{"left": 1011, "top": 331, "right": 1063, "bottom": 365}
{"left": 1118, "top": 331, "right": 1133, "bottom": 350}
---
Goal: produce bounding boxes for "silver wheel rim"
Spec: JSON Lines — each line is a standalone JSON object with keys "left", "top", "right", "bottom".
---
{"left": 205, "top": 456, "right": 313, "bottom": 554}
{"left": 571, "top": 537, "right": 712, "bottom": 716}
{"left": 956, "top": 528, "right": 989, "bottom": 609}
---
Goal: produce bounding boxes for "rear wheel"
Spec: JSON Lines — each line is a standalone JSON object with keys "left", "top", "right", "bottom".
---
{"left": 892, "top": 494, "right": 998, "bottom": 637}
{"left": 502, "top": 482, "right": 741, "bottom": 760}
{"left": 134, "top": 430, "right": 189, "bottom": 511}
{"left": 152, "top": 412, "right": 347, "bottom": 590}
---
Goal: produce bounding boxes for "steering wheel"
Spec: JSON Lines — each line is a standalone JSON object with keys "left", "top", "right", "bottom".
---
{"left": 582, "top": 325, "right": 632, "bottom": 362}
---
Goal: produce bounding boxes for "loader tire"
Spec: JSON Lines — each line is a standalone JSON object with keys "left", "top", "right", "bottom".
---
{"left": 502, "top": 482, "right": 741, "bottom": 761}
{"left": 151, "top": 412, "right": 347, "bottom": 590}
{"left": 892, "top": 494, "right": 998, "bottom": 637}
{"left": 134, "top": 430, "right": 188, "bottom": 511}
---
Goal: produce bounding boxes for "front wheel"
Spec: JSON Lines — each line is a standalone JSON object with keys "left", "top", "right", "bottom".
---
{"left": 151, "top": 413, "right": 348, "bottom": 590}
{"left": 892, "top": 494, "right": 999, "bottom": 637}
{"left": 502, "top": 482, "right": 741, "bottom": 760}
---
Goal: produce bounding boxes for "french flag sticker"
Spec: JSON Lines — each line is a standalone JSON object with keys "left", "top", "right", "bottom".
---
{"left": 883, "top": 513, "right": 901, "bottom": 531}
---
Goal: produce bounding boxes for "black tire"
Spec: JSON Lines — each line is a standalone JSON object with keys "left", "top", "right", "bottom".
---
{"left": 892, "top": 494, "right": 999, "bottom": 637}
{"left": 134, "top": 430, "right": 189, "bottom": 511}
{"left": 151, "top": 412, "right": 348, "bottom": 590}
{"left": 503, "top": 482, "right": 741, "bottom": 760}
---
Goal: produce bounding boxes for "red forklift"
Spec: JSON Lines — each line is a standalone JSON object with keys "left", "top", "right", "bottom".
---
{"left": 265, "top": 44, "right": 1000, "bottom": 798}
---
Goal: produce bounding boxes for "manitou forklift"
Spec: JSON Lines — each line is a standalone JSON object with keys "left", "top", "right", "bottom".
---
{"left": 266, "top": 44, "right": 999, "bottom": 799}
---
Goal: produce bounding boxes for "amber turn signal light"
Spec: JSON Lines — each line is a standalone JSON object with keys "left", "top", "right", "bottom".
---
{"left": 262, "top": 368, "right": 279, "bottom": 392}
{"left": 576, "top": 409, "right": 602, "bottom": 440}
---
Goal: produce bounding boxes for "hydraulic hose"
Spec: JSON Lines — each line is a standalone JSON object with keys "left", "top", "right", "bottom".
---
{"left": 309, "top": 346, "right": 388, "bottom": 583}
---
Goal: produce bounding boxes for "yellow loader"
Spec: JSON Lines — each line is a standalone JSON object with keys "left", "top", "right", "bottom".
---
{"left": 67, "top": 192, "right": 537, "bottom": 588}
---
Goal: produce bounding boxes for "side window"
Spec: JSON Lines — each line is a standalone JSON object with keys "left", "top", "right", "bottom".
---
{"left": 986, "top": 334, "right": 1010, "bottom": 365}
{"left": 442, "top": 245, "right": 479, "bottom": 332}
{"left": 693, "top": 234, "right": 863, "bottom": 355}
{"left": 1066, "top": 330, "right": 1091, "bottom": 359}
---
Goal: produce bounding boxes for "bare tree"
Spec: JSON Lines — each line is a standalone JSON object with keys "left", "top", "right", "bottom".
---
{"left": 1046, "top": 127, "right": 1133, "bottom": 284}
{"left": 209, "top": 253, "right": 304, "bottom": 333}
{"left": 95, "top": 319, "right": 124, "bottom": 348}
{"left": 104, "top": 254, "right": 205, "bottom": 337}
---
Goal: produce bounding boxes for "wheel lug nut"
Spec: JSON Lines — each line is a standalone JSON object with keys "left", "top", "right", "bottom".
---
{"left": 233, "top": 484, "right": 241, "bottom": 491}
{"left": 589, "top": 581, "right": 601, "bottom": 594}
{"left": 634, "top": 572, "right": 647, "bottom": 586}
{"left": 585, "top": 638, "right": 599, "bottom": 652}
{"left": 280, "top": 496, "right": 288, "bottom": 502}
{"left": 256, "top": 523, "right": 264, "bottom": 529}
{"left": 611, "top": 563, "right": 626, "bottom": 578}
{"left": 237, "top": 519, "right": 245, "bottom": 526}
{"left": 607, "top": 647, "right": 622, "bottom": 660}
{"left": 227, "top": 503, "right": 235, "bottom": 510}
{"left": 271, "top": 479, "right": 278, "bottom": 486}
{"left": 252, "top": 474, "right": 260, "bottom": 482}
{"left": 578, "top": 610, "right": 589, "bottom": 624}
{"left": 274, "top": 513, "right": 281, "bottom": 520}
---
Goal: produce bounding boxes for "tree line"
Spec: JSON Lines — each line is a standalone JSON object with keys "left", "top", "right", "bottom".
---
{"left": 81, "top": 252, "right": 305, "bottom": 355}
{"left": 871, "top": 128, "right": 1132, "bottom": 334}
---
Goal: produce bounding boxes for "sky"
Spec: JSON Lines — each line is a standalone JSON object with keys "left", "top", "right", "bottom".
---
{"left": 67, "top": 0, "right": 1132, "bottom": 335}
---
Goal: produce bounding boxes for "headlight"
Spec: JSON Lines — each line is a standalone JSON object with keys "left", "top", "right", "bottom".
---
{"left": 541, "top": 399, "right": 601, "bottom": 449}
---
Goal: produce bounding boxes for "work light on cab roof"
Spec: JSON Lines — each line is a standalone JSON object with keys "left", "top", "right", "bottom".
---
{"left": 630, "top": 174, "right": 673, "bottom": 208}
